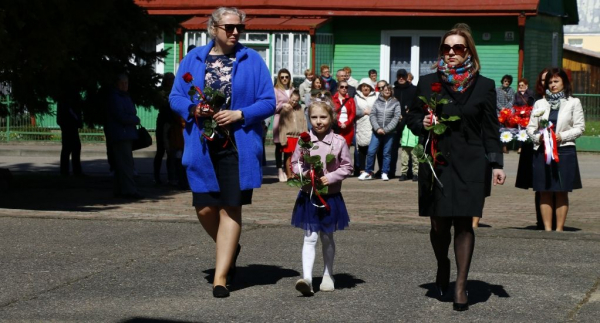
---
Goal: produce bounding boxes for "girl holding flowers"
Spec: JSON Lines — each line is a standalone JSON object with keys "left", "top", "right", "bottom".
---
{"left": 289, "top": 101, "right": 353, "bottom": 296}
{"left": 526, "top": 68, "right": 584, "bottom": 231}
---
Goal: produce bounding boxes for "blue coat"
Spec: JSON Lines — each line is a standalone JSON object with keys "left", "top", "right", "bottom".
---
{"left": 169, "top": 40, "right": 276, "bottom": 193}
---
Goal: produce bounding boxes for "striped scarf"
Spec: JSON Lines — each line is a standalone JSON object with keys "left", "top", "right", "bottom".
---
{"left": 437, "top": 56, "right": 476, "bottom": 93}
{"left": 545, "top": 90, "right": 564, "bottom": 110}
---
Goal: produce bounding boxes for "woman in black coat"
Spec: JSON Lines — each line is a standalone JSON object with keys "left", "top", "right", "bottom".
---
{"left": 406, "top": 23, "right": 506, "bottom": 311}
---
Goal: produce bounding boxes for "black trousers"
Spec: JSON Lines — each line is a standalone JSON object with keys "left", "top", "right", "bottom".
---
{"left": 60, "top": 127, "right": 82, "bottom": 175}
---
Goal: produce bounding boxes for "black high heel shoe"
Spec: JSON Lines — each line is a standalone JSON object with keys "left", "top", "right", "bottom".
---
{"left": 453, "top": 291, "right": 469, "bottom": 311}
{"left": 227, "top": 244, "right": 241, "bottom": 283}
{"left": 435, "top": 258, "right": 451, "bottom": 298}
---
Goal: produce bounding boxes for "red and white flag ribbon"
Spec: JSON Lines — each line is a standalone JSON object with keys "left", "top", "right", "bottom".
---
{"left": 541, "top": 122, "right": 560, "bottom": 165}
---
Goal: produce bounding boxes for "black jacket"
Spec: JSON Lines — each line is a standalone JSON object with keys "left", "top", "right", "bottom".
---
{"left": 393, "top": 81, "right": 417, "bottom": 131}
{"left": 406, "top": 72, "right": 503, "bottom": 217}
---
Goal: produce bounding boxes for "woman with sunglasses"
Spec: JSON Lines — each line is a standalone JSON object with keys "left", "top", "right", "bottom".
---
{"left": 169, "top": 7, "right": 276, "bottom": 298}
{"left": 405, "top": 23, "right": 506, "bottom": 311}
{"left": 273, "top": 68, "right": 295, "bottom": 182}
{"left": 332, "top": 81, "right": 356, "bottom": 147}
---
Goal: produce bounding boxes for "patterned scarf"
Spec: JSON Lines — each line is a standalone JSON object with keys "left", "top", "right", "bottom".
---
{"left": 545, "top": 90, "right": 564, "bottom": 110}
{"left": 437, "top": 56, "right": 476, "bottom": 93}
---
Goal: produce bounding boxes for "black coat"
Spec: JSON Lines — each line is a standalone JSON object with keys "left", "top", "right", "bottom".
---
{"left": 406, "top": 72, "right": 503, "bottom": 217}
{"left": 393, "top": 81, "right": 417, "bottom": 132}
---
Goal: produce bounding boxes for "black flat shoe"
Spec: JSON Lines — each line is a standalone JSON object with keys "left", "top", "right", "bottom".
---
{"left": 453, "top": 302, "right": 469, "bottom": 311}
{"left": 227, "top": 244, "right": 242, "bottom": 283}
{"left": 213, "top": 285, "right": 230, "bottom": 298}
{"left": 435, "top": 258, "right": 451, "bottom": 297}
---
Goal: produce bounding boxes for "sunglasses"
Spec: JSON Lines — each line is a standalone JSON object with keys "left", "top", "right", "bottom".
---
{"left": 377, "top": 86, "right": 385, "bottom": 90}
{"left": 280, "top": 75, "right": 290, "bottom": 80}
{"left": 440, "top": 44, "right": 468, "bottom": 56}
{"left": 338, "top": 85, "right": 348, "bottom": 89}
{"left": 215, "top": 24, "right": 246, "bottom": 33}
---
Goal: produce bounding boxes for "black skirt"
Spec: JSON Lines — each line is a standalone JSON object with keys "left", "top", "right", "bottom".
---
{"left": 532, "top": 145, "right": 582, "bottom": 192}
{"left": 192, "top": 139, "right": 253, "bottom": 207}
{"left": 515, "top": 141, "right": 535, "bottom": 189}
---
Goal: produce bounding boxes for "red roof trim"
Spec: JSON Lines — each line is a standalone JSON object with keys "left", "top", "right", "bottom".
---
{"left": 181, "top": 17, "right": 330, "bottom": 31}
{"left": 136, "top": 0, "right": 540, "bottom": 17}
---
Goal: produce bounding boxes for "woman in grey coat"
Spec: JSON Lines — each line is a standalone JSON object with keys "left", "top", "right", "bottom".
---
{"left": 358, "top": 84, "right": 401, "bottom": 181}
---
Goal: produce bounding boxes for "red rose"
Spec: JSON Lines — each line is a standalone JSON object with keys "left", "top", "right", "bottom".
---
{"left": 183, "top": 72, "right": 193, "bottom": 83}
{"left": 299, "top": 132, "right": 311, "bottom": 143}
{"left": 431, "top": 82, "right": 442, "bottom": 93}
{"left": 519, "top": 117, "right": 530, "bottom": 128}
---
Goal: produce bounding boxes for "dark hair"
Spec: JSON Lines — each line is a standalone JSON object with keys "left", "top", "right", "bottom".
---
{"left": 501, "top": 75, "right": 513, "bottom": 85}
{"left": 518, "top": 78, "right": 529, "bottom": 86}
{"left": 544, "top": 68, "right": 572, "bottom": 97}
{"left": 535, "top": 68, "right": 551, "bottom": 96}
{"left": 368, "top": 69, "right": 377, "bottom": 75}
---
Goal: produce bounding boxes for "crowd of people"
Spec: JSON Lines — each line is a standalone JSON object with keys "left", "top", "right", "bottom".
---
{"left": 59, "top": 6, "right": 585, "bottom": 309}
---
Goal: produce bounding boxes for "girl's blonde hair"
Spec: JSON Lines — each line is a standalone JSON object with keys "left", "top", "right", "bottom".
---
{"left": 308, "top": 101, "right": 336, "bottom": 126}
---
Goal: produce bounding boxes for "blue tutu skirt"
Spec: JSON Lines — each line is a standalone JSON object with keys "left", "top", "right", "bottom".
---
{"left": 291, "top": 191, "right": 350, "bottom": 233}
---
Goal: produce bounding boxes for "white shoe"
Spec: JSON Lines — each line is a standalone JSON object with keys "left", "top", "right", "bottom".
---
{"left": 358, "top": 172, "right": 373, "bottom": 181}
{"left": 320, "top": 275, "right": 335, "bottom": 292}
{"left": 295, "top": 279, "right": 314, "bottom": 296}
{"left": 381, "top": 173, "right": 389, "bottom": 181}
{"left": 278, "top": 169, "right": 288, "bottom": 182}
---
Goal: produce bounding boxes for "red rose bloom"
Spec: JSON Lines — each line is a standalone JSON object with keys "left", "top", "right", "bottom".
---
{"left": 431, "top": 82, "right": 442, "bottom": 93}
{"left": 299, "top": 132, "right": 311, "bottom": 143}
{"left": 183, "top": 72, "right": 193, "bottom": 83}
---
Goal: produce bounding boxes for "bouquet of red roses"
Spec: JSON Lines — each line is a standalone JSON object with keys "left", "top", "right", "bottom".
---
{"left": 287, "top": 132, "right": 334, "bottom": 210}
{"left": 182, "top": 72, "right": 228, "bottom": 142}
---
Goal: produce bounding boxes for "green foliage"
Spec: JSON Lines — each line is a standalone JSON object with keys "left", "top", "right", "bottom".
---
{"left": 440, "top": 115, "right": 460, "bottom": 122}
{"left": 432, "top": 123, "right": 447, "bottom": 135}
{"left": 0, "top": 0, "right": 177, "bottom": 124}
{"left": 325, "top": 154, "right": 335, "bottom": 163}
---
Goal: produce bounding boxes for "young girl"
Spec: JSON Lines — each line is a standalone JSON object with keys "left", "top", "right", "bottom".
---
{"left": 279, "top": 91, "right": 308, "bottom": 179}
{"left": 290, "top": 101, "right": 353, "bottom": 296}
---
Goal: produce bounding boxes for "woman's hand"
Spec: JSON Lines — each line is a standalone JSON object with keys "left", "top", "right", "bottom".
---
{"left": 492, "top": 169, "right": 506, "bottom": 186}
{"left": 281, "top": 103, "right": 292, "bottom": 112}
{"left": 213, "top": 110, "right": 243, "bottom": 126}
{"left": 423, "top": 114, "right": 437, "bottom": 127}
{"left": 364, "top": 108, "right": 371, "bottom": 115}
{"left": 376, "top": 128, "right": 385, "bottom": 135}
{"left": 320, "top": 176, "right": 329, "bottom": 186}
{"left": 556, "top": 133, "right": 562, "bottom": 143}
{"left": 194, "top": 104, "right": 215, "bottom": 118}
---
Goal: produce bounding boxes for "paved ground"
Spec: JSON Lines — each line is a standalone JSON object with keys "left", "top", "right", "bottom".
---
{"left": 0, "top": 142, "right": 599, "bottom": 322}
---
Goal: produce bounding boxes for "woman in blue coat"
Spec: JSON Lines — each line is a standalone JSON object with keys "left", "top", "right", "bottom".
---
{"left": 169, "top": 7, "right": 276, "bottom": 298}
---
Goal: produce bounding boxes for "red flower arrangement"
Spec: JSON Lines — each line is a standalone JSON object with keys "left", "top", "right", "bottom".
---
{"left": 498, "top": 105, "right": 533, "bottom": 129}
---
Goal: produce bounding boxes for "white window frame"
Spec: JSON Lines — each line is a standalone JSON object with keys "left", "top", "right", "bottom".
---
{"left": 272, "top": 32, "right": 311, "bottom": 79}
{"left": 380, "top": 30, "right": 445, "bottom": 85}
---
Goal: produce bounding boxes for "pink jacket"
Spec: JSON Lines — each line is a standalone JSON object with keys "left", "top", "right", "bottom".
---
{"left": 291, "top": 129, "right": 353, "bottom": 195}
{"left": 272, "top": 87, "right": 294, "bottom": 144}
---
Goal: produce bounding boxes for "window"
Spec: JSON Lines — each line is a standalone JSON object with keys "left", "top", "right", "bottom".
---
{"left": 568, "top": 38, "right": 583, "bottom": 47}
{"left": 380, "top": 30, "right": 445, "bottom": 85}
{"left": 273, "top": 33, "right": 310, "bottom": 78}
{"left": 184, "top": 31, "right": 270, "bottom": 68}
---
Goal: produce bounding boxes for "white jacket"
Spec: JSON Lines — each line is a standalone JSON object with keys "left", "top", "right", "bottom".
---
{"left": 354, "top": 92, "right": 378, "bottom": 147}
{"left": 526, "top": 97, "right": 585, "bottom": 151}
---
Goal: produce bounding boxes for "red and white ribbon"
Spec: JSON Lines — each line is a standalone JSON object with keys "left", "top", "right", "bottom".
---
{"left": 541, "top": 122, "right": 560, "bottom": 165}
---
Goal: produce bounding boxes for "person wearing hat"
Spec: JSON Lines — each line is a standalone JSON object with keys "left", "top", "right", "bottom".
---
{"left": 390, "top": 68, "right": 418, "bottom": 179}
{"left": 353, "top": 81, "right": 378, "bottom": 175}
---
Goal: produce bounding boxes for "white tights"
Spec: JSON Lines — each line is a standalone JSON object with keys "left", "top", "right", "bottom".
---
{"left": 302, "top": 231, "right": 335, "bottom": 283}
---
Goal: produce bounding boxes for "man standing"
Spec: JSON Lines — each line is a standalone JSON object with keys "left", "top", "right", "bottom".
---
{"left": 390, "top": 69, "right": 416, "bottom": 179}
{"left": 336, "top": 69, "right": 356, "bottom": 98}
{"left": 105, "top": 74, "right": 143, "bottom": 199}
{"left": 57, "top": 87, "right": 83, "bottom": 176}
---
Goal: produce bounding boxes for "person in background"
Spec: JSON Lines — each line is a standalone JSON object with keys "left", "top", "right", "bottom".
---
{"left": 354, "top": 82, "right": 377, "bottom": 175}
{"left": 392, "top": 68, "right": 417, "bottom": 179}
{"left": 407, "top": 72, "right": 414, "bottom": 84}
{"left": 344, "top": 66, "right": 359, "bottom": 88}
{"left": 304, "top": 78, "right": 324, "bottom": 130}
{"left": 273, "top": 68, "right": 295, "bottom": 182}
{"left": 368, "top": 69, "right": 378, "bottom": 89}
{"left": 298, "top": 69, "right": 315, "bottom": 103}
{"left": 358, "top": 84, "right": 400, "bottom": 181}
{"left": 336, "top": 69, "right": 356, "bottom": 98}
{"left": 405, "top": 23, "right": 505, "bottom": 311}
{"left": 57, "top": 85, "right": 84, "bottom": 176}
{"left": 153, "top": 72, "right": 175, "bottom": 184}
{"left": 279, "top": 90, "right": 308, "bottom": 179}
{"left": 496, "top": 74, "right": 515, "bottom": 153}
{"left": 320, "top": 64, "right": 337, "bottom": 94}
{"left": 332, "top": 81, "right": 356, "bottom": 147}
{"left": 169, "top": 6, "right": 276, "bottom": 298}
{"left": 513, "top": 78, "right": 535, "bottom": 154}
{"left": 106, "top": 73, "right": 142, "bottom": 199}
{"left": 527, "top": 68, "right": 584, "bottom": 232}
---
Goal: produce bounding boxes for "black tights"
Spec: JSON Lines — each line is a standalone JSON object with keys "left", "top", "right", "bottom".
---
{"left": 430, "top": 217, "right": 474, "bottom": 303}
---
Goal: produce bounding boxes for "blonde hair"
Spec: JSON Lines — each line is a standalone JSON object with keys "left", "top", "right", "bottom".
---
{"left": 207, "top": 7, "right": 246, "bottom": 39}
{"left": 308, "top": 101, "right": 336, "bottom": 126}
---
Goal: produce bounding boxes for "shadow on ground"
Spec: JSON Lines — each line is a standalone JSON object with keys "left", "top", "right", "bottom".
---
{"left": 419, "top": 280, "right": 510, "bottom": 305}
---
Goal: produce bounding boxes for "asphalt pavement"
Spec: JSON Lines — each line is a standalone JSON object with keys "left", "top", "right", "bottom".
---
{"left": 0, "top": 142, "right": 599, "bottom": 322}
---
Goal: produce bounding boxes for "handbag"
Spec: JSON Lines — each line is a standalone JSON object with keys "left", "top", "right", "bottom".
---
{"left": 132, "top": 126, "right": 153, "bottom": 151}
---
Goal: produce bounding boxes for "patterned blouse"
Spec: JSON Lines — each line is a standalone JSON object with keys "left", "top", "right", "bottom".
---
{"left": 205, "top": 54, "right": 235, "bottom": 110}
